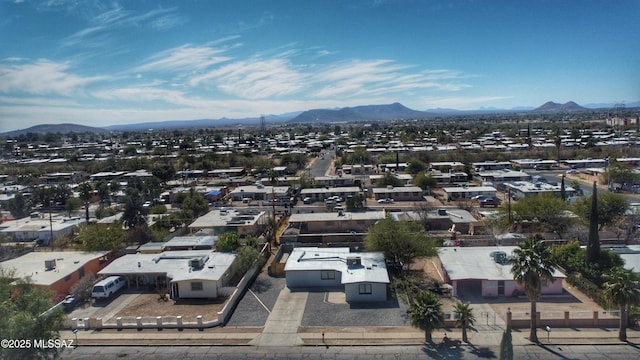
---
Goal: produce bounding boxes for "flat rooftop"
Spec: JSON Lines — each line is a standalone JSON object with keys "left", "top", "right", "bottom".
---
{"left": 1, "top": 251, "right": 110, "bottom": 286}
{"left": 99, "top": 250, "right": 236, "bottom": 282}
{"left": 189, "top": 208, "right": 265, "bottom": 229}
{"left": 288, "top": 211, "right": 386, "bottom": 223}
{"left": 438, "top": 246, "right": 565, "bottom": 281}
{"left": 285, "top": 247, "right": 389, "bottom": 284}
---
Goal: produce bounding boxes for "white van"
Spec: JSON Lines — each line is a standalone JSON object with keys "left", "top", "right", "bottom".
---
{"left": 91, "top": 276, "right": 126, "bottom": 299}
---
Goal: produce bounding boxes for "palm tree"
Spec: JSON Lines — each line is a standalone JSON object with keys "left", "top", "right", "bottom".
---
{"left": 78, "top": 182, "right": 93, "bottom": 222}
{"left": 409, "top": 291, "right": 444, "bottom": 343}
{"left": 602, "top": 266, "right": 640, "bottom": 341}
{"left": 508, "top": 238, "right": 556, "bottom": 343}
{"left": 454, "top": 301, "right": 476, "bottom": 343}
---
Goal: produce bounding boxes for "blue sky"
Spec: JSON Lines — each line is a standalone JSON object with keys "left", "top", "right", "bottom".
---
{"left": 1, "top": 0, "right": 639, "bottom": 132}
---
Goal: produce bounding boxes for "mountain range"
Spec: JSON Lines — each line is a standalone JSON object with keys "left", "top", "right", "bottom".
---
{"left": 2, "top": 100, "right": 638, "bottom": 136}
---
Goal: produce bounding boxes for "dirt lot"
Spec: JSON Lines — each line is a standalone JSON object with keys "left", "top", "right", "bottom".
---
{"left": 113, "top": 293, "right": 228, "bottom": 323}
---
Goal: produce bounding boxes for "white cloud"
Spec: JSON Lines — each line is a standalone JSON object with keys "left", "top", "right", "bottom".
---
{"left": 149, "top": 13, "right": 187, "bottom": 30}
{"left": 312, "top": 60, "right": 470, "bottom": 98}
{"left": 0, "top": 59, "right": 106, "bottom": 96}
{"left": 190, "top": 58, "right": 307, "bottom": 99}
{"left": 135, "top": 44, "right": 231, "bottom": 74}
{"left": 61, "top": 5, "right": 181, "bottom": 48}
{"left": 92, "top": 86, "right": 188, "bottom": 104}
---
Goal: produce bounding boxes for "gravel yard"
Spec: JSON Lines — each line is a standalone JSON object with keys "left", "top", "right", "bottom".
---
{"left": 112, "top": 293, "right": 228, "bottom": 323}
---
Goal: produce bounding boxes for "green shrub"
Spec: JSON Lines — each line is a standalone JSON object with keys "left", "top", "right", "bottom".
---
{"left": 150, "top": 204, "right": 167, "bottom": 214}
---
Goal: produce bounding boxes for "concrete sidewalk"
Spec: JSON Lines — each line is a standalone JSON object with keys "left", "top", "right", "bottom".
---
{"left": 251, "top": 287, "right": 308, "bottom": 346}
{"left": 60, "top": 326, "right": 640, "bottom": 347}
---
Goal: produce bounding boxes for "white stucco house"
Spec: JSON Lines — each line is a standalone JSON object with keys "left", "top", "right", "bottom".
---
{"left": 98, "top": 250, "right": 237, "bottom": 300}
{"left": 436, "top": 246, "right": 566, "bottom": 298}
{"left": 285, "top": 247, "right": 389, "bottom": 303}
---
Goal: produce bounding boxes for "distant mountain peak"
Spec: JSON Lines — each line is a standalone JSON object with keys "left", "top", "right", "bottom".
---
{"left": 1, "top": 123, "right": 109, "bottom": 136}
{"left": 289, "top": 102, "right": 434, "bottom": 123}
{"left": 533, "top": 101, "right": 587, "bottom": 113}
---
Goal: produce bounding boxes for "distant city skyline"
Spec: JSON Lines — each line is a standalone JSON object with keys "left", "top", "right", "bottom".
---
{"left": 1, "top": 0, "right": 639, "bottom": 132}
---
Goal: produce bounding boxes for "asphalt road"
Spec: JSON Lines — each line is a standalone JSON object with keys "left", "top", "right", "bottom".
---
{"left": 61, "top": 343, "right": 640, "bottom": 359}
{"left": 308, "top": 149, "right": 334, "bottom": 178}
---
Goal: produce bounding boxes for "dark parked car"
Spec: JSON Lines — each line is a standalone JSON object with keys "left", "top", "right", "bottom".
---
{"left": 479, "top": 197, "right": 500, "bottom": 208}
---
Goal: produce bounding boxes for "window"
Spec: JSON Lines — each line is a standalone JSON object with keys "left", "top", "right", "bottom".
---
{"left": 320, "top": 270, "right": 335, "bottom": 280}
{"left": 359, "top": 283, "right": 372, "bottom": 295}
{"left": 191, "top": 282, "right": 203, "bottom": 291}
{"left": 78, "top": 266, "right": 85, "bottom": 279}
{"left": 64, "top": 274, "right": 72, "bottom": 282}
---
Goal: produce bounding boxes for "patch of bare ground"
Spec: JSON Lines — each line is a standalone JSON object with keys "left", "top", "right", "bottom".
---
{"left": 113, "top": 293, "right": 228, "bottom": 322}
{"left": 407, "top": 257, "right": 457, "bottom": 311}
{"left": 487, "top": 281, "right": 605, "bottom": 317}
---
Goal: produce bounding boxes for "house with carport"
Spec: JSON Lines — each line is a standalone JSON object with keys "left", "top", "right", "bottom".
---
{"left": 285, "top": 247, "right": 389, "bottom": 303}
{"left": 97, "top": 250, "right": 237, "bottom": 300}
{"left": 435, "top": 246, "right": 565, "bottom": 298}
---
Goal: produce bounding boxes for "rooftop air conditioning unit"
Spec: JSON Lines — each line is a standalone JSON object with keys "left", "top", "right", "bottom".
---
{"left": 492, "top": 251, "right": 508, "bottom": 264}
{"left": 45, "top": 259, "right": 56, "bottom": 270}
{"left": 346, "top": 257, "right": 362, "bottom": 267}
{"left": 189, "top": 257, "right": 205, "bottom": 269}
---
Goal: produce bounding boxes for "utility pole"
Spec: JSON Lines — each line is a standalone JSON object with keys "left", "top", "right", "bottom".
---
{"left": 49, "top": 199, "right": 53, "bottom": 250}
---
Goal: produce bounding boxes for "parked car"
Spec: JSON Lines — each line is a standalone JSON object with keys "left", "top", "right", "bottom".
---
{"left": 377, "top": 198, "right": 395, "bottom": 204}
{"left": 479, "top": 197, "right": 500, "bottom": 208}
{"left": 303, "top": 197, "right": 313, "bottom": 204}
{"left": 471, "top": 194, "right": 489, "bottom": 201}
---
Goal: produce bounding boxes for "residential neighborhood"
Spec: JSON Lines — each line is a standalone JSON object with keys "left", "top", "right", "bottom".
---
{"left": 2, "top": 111, "right": 640, "bottom": 358}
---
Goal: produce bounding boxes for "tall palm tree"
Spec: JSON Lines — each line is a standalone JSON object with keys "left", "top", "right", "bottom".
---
{"left": 454, "top": 301, "right": 476, "bottom": 343}
{"left": 602, "top": 266, "right": 640, "bottom": 341}
{"left": 409, "top": 291, "right": 444, "bottom": 343}
{"left": 78, "top": 182, "right": 93, "bottom": 222}
{"left": 508, "top": 238, "right": 556, "bottom": 343}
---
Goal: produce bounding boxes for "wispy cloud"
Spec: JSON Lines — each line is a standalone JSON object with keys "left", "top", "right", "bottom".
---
{"left": 0, "top": 59, "right": 107, "bottom": 96}
{"left": 312, "top": 60, "right": 470, "bottom": 98}
{"left": 149, "top": 13, "right": 187, "bottom": 30}
{"left": 134, "top": 44, "right": 232, "bottom": 74}
{"left": 61, "top": 5, "right": 182, "bottom": 48}
{"left": 189, "top": 58, "right": 307, "bottom": 99}
{"left": 92, "top": 86, "right": 193, "bottom": 107}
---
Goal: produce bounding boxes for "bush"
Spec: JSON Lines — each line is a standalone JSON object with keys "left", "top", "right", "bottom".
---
{"left": 150, "top": 204, "right": 167, "bottom": 214}
{"left": 95, "top": 206, "right": 117, "bottom": 219}
{"left": 566, "top": 273, "right": 605, "bottom": 306}
{"left": 69, "top": 273, "right": 97, "bottom": 304}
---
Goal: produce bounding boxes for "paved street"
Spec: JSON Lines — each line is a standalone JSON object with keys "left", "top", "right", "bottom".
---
{"left": 62, "top": 343, "right": 640, "bottom": 359}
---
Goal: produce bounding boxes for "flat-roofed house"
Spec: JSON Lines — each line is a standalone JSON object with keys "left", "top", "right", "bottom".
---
{"left": 98, "top": 250, "right": 236, "bottom": 299}
{"left": 442, "top": 186, "right": 497, "bottom": 201}
{"left": 285, "top": 247, "right": 389, "bottom": 303}
{"left": 0, "top": 251, "right": 112, "bottom": 300}
{"left": 436, "top": 246, "right": 565, "bottom": 298}
{"left": 371, "top": 185, "right": 424, "bottom": 201}
{"left": 282, "top": 211, "right": 386, "bottom": 244}
{"left": 188, "top": 208, "right": 266, "bottom": 237}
